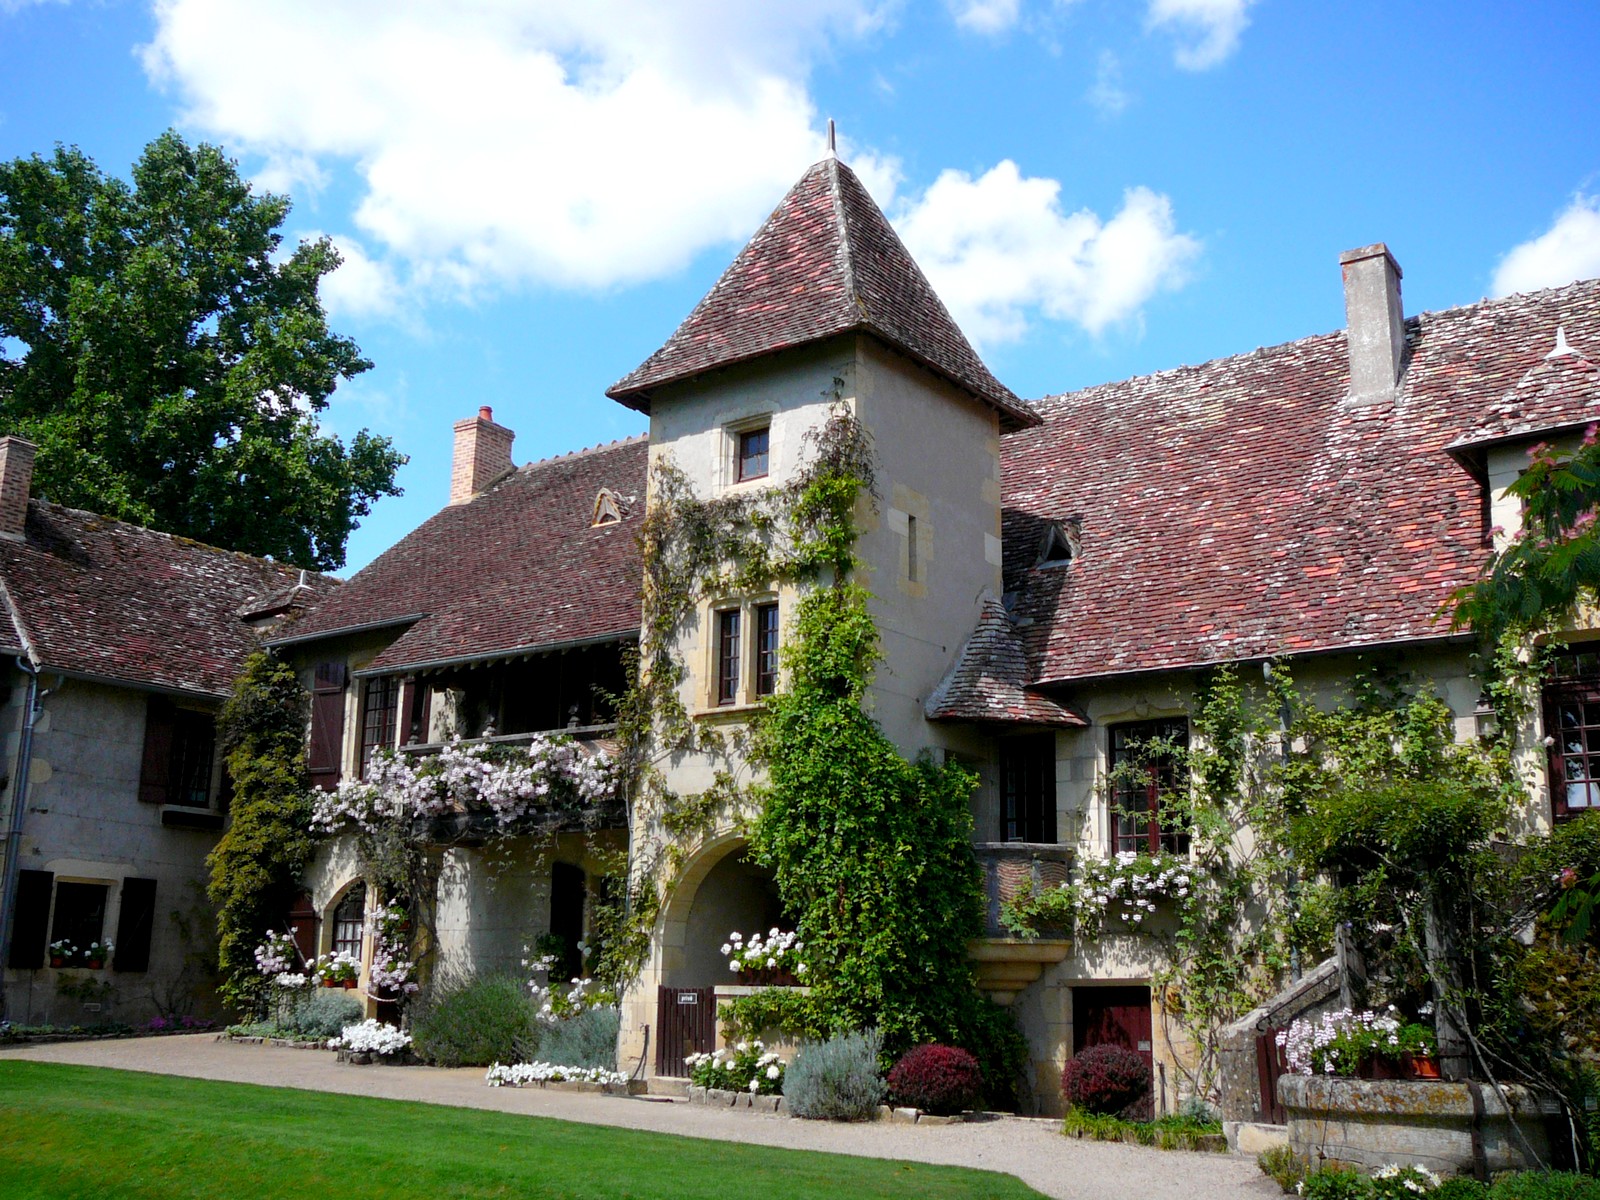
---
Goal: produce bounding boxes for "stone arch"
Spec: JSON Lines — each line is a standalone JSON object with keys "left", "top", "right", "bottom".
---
{"left": 656, "top": 831, "right": 785, "bottom": 989}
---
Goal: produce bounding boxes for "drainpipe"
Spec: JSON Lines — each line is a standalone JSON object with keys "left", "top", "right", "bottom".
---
{"left": 0, "top": 655, "right": 50, "bottom": 1020}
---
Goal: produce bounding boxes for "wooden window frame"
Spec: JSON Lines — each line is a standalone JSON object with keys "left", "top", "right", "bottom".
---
{"left": 359, "top": 675, "right": 401, "bottom": 778}
{"left": 715, "top": 609, "right": 742, "bottom": 706}
{"left": 736, "top": 426, "right": 770, "bottom": 483}
{"left": 755, "top": 602, "right": 780, "bottom": 697}
{"left": 331, "top": 883, "right": 366, "bottom": 961}
{"left": 1543, "top": 652, "right": 1600, "bottom": 822}
{"left": 1108, "top": 718, "right": 1190, "bottom": 856}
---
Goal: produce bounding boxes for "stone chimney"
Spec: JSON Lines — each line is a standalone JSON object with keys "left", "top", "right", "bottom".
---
{"left": 1340, "top": 243, "right": 1405, "bottom": 402}
{"left": 450, "top": 407, "right": 515, "bottom": 505}
{"left": 0, "top": 436, "right": 37, "bottom": 540}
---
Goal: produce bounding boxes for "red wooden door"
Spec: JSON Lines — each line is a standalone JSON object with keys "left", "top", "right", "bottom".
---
{"left": 1073, "top": 985, "right": 1154, "bottom": 1065}
{"left": 655, "top": 986, "right": 717, "bottom": 1078}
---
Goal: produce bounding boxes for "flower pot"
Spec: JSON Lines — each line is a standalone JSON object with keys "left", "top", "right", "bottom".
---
{"left": 1407, "top": 1053, "right": 1441, "bottom": 1080}
{"left": 740, "top": 968, "right": 799, "bottom": 987}
{"left": 322, "top": 978, "right": 357, "bottom": 989}
{"left": 86, "top": 960, "right": 102, "bottom": 970}
{"left": 1358, "top": 1054, "right": 1401, "bottom": 1081}
{"left": 49, "top": 956, "right": 64, "bottom": 969}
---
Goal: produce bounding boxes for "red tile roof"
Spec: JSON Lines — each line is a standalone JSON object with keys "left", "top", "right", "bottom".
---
{"left": 0, "top": 502, "right": 337, "bottom": 697}
{"left": 925, "top": 598, "right": 1085, "bottom": 727}
{"left": 276, "top": 437, "right": 647, "bottom": 673}
{"left": 607, "top": 157, "right": 1038, "bottom": 432}
{"left": 996, "top": 279, "right": 1600, "bottom": 689}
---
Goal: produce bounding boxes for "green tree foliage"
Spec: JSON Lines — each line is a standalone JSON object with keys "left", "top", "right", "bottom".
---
{"left": 1453, "top": 433, "right": 1600, "bottom": 648}
{"left": 208, "top": 652, "right": 316, "bottom": 1010}
{"left": 0, "top": 131, "right": 403, "bottom": 569}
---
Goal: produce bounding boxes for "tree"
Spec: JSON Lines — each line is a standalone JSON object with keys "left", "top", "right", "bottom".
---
{"left": 207, "top": 651, "right": 316, "bottom": 1011}
{"left": 0, "top": 131, "right": 403, "bottom": 569}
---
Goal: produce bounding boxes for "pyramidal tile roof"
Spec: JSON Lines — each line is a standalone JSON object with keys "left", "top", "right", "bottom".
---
{"left": 607, "top": 156, "right": 1038, "bottom": 432}
{"left": 925, "top": 597, "right": 1085, "bottom": 727}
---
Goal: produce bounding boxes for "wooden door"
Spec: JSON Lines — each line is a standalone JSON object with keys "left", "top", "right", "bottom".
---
{"left": 1073, "top": 985, "right": 1154, "bottom": 1064}
{"left": 655, "top": 986, "right": 716, "bottom": 1077}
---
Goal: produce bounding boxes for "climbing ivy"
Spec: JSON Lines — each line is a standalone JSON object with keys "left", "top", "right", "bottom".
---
{"left": 207, "top": 651, "right": 318, "bottom": 1011}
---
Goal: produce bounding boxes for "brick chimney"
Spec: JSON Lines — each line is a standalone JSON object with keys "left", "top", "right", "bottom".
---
{"left": 1340, "top": 243, "right": 1405, "bottom": 402}
{"left": 0, "top": 436, "right": 37, "bottom": 540}
{"left": 450, "top": 407, "right": 515, "bottom": 505}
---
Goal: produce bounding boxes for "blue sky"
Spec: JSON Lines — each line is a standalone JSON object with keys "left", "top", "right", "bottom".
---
{"left": 4, "top": 0, "right": 1600, "bottom": 573}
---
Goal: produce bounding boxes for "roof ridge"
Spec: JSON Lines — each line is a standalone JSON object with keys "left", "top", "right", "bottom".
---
{"left": 826, "top": 157, "right": 865, "bottom": 321}
{"left": 24, "top": 499, "right": 335, "bottom": 579}
{"left": 513, "top": 433, "right": 649, "bottom": 476}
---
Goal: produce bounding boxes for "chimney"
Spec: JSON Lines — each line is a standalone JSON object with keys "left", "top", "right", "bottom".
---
{"left": 450, "top": 407, "right": 515, "bottom": 505}
{"left": 0, "top": 436, "right": 37, "bottom": 540}
{"left": 1340, "top": 243, "right": 1405, "bottom": 402}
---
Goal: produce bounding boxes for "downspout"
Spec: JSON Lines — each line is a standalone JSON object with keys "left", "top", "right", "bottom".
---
{"left": 0, "top": 654, "right": 48, "bottom": 1020}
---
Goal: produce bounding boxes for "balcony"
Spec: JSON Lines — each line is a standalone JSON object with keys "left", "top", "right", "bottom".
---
{"left": 969, "top": 842, "right": 1073, "bottom": 1007}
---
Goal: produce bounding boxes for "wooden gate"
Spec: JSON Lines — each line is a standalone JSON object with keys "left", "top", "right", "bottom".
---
{"left": 655, "top": 986, "right": 717, "bottom": 1077}
{"left": 1255, "top": 1029, "right": 1289, "bottom": 1124}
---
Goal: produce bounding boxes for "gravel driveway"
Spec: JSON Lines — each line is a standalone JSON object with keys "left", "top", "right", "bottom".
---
{"left": 0, "top": 1034, "right": 1277, "bottom": 1200}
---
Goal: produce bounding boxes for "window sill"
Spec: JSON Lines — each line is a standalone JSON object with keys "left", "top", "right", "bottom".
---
{"left": 692, "top": 702, "right": 768, "bottom": 721}
{"left": 161, "top": 806, "right": 224, "bottom": 831}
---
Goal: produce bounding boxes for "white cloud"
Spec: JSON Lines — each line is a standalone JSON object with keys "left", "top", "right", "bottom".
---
{"left": 1145, "top": 0, "right": 1254, "bottom": 70}
{"left": 1087, "top": 49, "right": 1130, "bottom": 115}
{"left": 141, "top": 0, "right": 886, "bottom": 295}
{"left": 1493, "top": 195, "right": 1600, "bottom": 298}
{"left": 315, "top": 234, "right": 405, "bottom": 322}
{"left": 949, "top": 0, "right": 1021, "bottom": 35}
{"left": 894, "top": 161, "right": 1200, "bottom": 342}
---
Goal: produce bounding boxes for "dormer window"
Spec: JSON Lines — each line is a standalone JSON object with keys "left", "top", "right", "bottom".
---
{"left": 592, "top": 488, "right": 623, "bottom": 527}
{"left": 737, "top": 427, "right": 770, "bottom": 482}
{"left": 1037, "top": 519, "right": 1079, "bottom": 568}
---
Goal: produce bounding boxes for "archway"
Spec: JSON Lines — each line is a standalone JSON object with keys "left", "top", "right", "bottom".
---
{"left": 663, "top": 842, "right": 784, "bottom": 989}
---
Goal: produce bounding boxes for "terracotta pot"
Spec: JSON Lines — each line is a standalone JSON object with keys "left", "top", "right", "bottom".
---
{"left": 1407, "top": 1053, "right": 1441, "bottom": 1080}
{"left": 86, "top": 960, "right": 102, "bottom": 970}
{"left": 49, "top": 956, "right": 64, "bottom": 969}
{"left": 740, "top": 967, "right": 800, "bottom": 988}
{"left": 1359, "top": 1053, "right": 1401, "bottom": 1081}
{"left": 322, "top": 978, "right": 357, "bottom": 989}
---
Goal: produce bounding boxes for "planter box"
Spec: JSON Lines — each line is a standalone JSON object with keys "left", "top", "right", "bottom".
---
{"left": 1279, "top": 1075, "right": 1558, "bottom": 1175}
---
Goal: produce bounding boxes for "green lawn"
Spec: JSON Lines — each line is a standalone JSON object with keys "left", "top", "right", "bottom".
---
{"left": 0, "top": 1061, "right": 1046, "bottom": 1199}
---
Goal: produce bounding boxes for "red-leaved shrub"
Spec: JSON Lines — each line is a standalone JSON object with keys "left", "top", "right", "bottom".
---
{"left": 887, "top": 1044, "right": 984, "bottom": 1115}
{"left": 1061, "top": 1043, "right": 1150, "bottom": 1115}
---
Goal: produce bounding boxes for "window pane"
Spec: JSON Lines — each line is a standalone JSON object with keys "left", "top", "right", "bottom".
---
{"left": 333, "top": 883, "right": 366, "bottom": 959}
{"left": 50, "top": 882, "right": 108, "bottom": 954}
{"left": 717, "top": 610, "right": 741, "bottom": 704}
{"left": 755, "top": 603, "right": 779, "bottom": 696}
{"left": 737, "top": 428, "right": 769, "bottom": 481}
{"left": 1108, "top": 719, "right": 1189, "bottom": 855}
{"left": 361, "top": 676, "right": 400, "bottom": 775}
{"left": 1000, "top": 734, "right": 1056, "bottom": 843}
{"left": 169, "top": 710, "right": 216, "bottom": 808}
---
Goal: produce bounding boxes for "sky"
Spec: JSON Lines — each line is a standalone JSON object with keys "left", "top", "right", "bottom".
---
{"left": 3, "top": 0, "right": 1600, "bottom": 574}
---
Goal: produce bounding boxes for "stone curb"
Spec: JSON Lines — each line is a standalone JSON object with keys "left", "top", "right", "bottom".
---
{"left": 682, "top": 1084, "right": 981, "bottom": 1124}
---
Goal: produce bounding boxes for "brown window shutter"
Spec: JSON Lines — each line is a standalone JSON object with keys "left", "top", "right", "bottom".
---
{"left": 8, "top": 869, "right": 53, "bottom": 968}
{"left": 308, "top": 661, "right": 348, "bottom": 792}
{"left": 138, "top": 696, "right": 176, "bottom": 804}
{"left": 113, "top": 878, "right": 158, "bottom": 973}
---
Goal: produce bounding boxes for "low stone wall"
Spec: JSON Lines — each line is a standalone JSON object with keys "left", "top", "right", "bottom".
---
{"left": 683, "top": 1085, "right": 982, "bottom": 1124}
{"left": 1280, "top": 1075, "right": 1557, "bottom": 1175}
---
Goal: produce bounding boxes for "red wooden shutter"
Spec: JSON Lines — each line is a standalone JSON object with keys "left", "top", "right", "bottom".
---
{"left": 113, "top": 878, "right": 158, "bottom": 973}
{"left": 138, "top": 697, "right": 176, "bottom": 804}
{"left": 308, "top": 661, "right": 348, "bottom": 792}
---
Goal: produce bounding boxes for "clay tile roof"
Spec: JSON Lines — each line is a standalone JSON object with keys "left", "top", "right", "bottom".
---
{"left": 275, "top": 437, "right": 647, "bottom": 672}
{"left": 997, "top": 278, "right": 1600, "bottom": 688}
{"left": 607, "top": 156, "right": 1038, "bottom": 433}
{"left": 0, "top": 503, "right": 337, "bottom": 697}
{"left": 1446, "top": 332, "right": 1600, "bottom": 452}
{"left": 925, "top": 597, "right": 1085, "bottom": 727}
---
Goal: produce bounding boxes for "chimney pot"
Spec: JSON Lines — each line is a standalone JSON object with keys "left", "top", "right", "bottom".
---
{"left": 450, "top": 410, "right": 515, "bottom": 505}
{"left": 0, "top": 436, "right": 37, "bottom": 540}
{"left": 1340, "top": 243, "right": 1405, "bottom": 402}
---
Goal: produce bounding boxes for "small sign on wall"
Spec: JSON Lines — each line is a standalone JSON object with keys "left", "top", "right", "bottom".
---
{"left": 677, "top": 992, "right": 698, "bottom": 1005}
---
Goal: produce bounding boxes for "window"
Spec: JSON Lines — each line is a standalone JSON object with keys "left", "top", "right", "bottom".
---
{"left": 737, "top": 426, "right": 769, "bottom": 482}
{"left": 138, "top": 697, "right": 218, "bottom": 808}
{"left": 755, "top": 602, "right": 780, "bottom": 697}
{"left": 1543, "top": 648, "right": 1600, "bottom": 821}
{"left": 716, "top": 609, "right": 741, "bottom": 705}
{"left": 360, "top": 676, "right": 400, "bottom": 777}
{"left": 906, "top": 514, "right": 919, "bottom": 582}
{"left": 1109, "top": 718, "right": 1190, "bottom": 855}
{"left": 50, "top": 881, "right": 109, "bottom": 955}
{"left": 1000, "top": 734, "right": 1056, "bottom": 843}
{"left": 332, "top": 883, "right": 366, "bottom": 960}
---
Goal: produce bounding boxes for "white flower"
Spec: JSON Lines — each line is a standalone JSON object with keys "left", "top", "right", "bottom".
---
{"left": 766, "top": 1065, "right": 780, "bottom": 1080}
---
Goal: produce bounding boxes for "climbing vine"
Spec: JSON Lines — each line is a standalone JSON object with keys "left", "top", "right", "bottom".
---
{"left": 207, "top": 651, "right": 318, "bottom": 1010}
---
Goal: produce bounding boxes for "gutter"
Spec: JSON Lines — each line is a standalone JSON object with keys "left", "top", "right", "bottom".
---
{"left": 263, "top": 612, "right": 428, "bottom": 650}
{"left": 350, "top": 630, "right": 639, "bottom": 679}
{"left": 0, "top": 656, "right": 53, "bottom": 1019}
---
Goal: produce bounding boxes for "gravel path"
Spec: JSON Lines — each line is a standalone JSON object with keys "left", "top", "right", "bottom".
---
{"left": 0, "top": 1034, "right": 1276, "bottom": 1200}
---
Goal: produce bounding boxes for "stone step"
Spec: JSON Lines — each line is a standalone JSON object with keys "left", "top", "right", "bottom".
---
{"left": 646, "top": 1075, "right": 689, "bottom": 1098}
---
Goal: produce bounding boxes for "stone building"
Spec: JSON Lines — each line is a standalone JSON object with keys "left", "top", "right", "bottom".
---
{"left": 0, "top": 435, "right": 336, "bottom": 1024}
{"left": 251, "top": 152, "right": 1598, "bottom": 1111}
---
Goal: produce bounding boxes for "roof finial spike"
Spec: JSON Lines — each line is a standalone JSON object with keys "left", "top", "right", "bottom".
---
{"left": 826, "top": 118, "right": 837, "bottom": 159}
{"left": 1547, "top": 325, "right": 1576, "bottom": 359}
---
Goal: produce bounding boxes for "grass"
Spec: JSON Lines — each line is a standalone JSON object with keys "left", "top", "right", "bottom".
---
{"left": 0, "top": 1061, "right": 1047, "bottom": 1199}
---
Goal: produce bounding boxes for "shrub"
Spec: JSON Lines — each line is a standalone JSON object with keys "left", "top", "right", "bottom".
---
{"left": 1060, "top": 1043, "right": 1150, "bottom": 1116}
{"left": 1488, "top": 1174, "right": 1600, "bottom": 1200}
{"left": 1300, "top": 1165, "right": 1374, "bottom": 1200}
{"left": 685, "top": 1041, "right": 785, "bottom": 1095}
{"left": 886, "top": 1044, "right": 983, "bottom": 1116}
{"left": 1371, "top": 1165, "right": 1443, "bottom": 1198}
{"left": 784, "top": 1029, "right": 886, "bottom": 1121}
{"left": 1257, "top": 1145, "right": 1307, "bottom": 1194}
{"left": 286, "top": 989, "right": 364, "bottom": 1039}
{"left": 410, "top": 973, "right": 539, "bottom": 1067}
{"left": 534, "top": 1007, "right": 621, "bottom": 1071}
{"left": 1432, "top": 1180, "right": 1488, "bottom": 1200}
